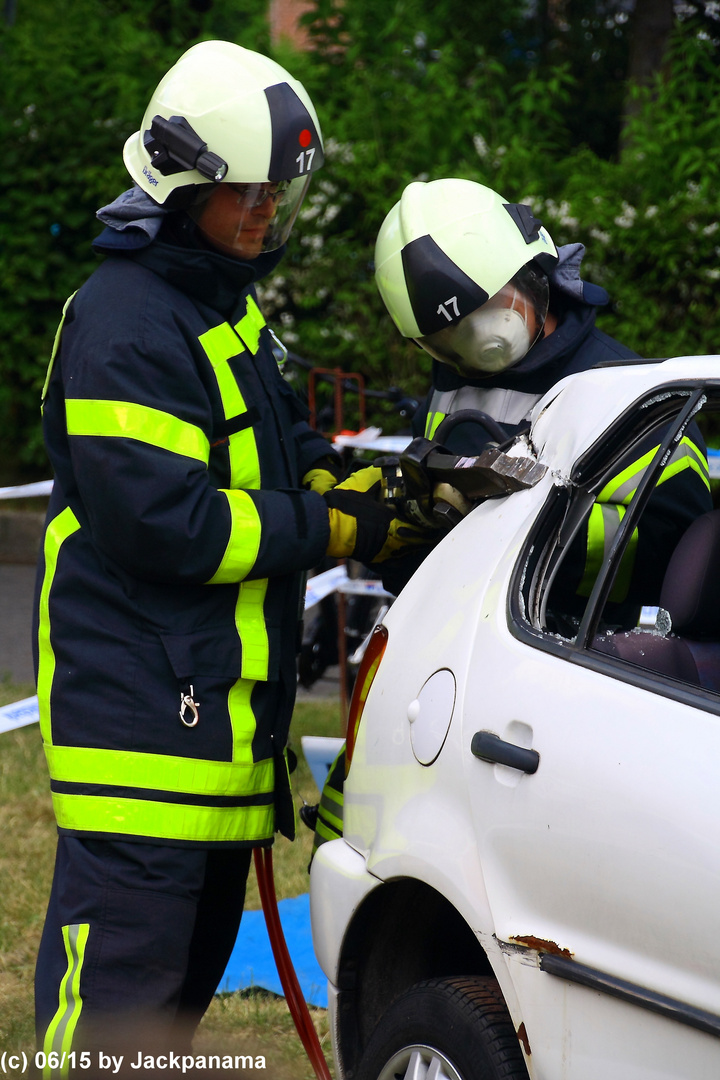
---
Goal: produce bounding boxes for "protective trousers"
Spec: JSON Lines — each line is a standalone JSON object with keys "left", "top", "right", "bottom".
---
{"left": 35, "top": 836, "right": 252, "bottom": 1072}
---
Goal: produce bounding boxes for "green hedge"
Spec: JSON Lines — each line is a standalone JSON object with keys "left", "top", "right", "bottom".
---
{"left": 0, "top": 0, "right": 268, "bottom": 480}
{"left": 1, "top": 6, "right": 718, "bottom": 477}
{"left": 264, "top": 26, "right": 720, "bottom": 415}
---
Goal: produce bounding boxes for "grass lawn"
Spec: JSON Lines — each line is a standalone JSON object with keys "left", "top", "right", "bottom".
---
{"left": 0, "top": 679, "right": 341, "bottom": 1079}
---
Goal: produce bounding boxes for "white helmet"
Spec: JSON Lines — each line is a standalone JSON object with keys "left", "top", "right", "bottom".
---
{"left": 123, "top": 40, "right": 324, "bottom": 251}
{"left": 374, "top": 179, "right": 559, "bottom": 375}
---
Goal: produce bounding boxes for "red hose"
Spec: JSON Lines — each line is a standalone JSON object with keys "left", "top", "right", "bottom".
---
{"left": 253, "top": 847, "right": 333, "bottom": 1080}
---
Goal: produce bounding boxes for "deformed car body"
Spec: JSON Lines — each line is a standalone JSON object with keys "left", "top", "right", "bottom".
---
{"left": 310, "top": 355, "right": 720, "bottom": 1080}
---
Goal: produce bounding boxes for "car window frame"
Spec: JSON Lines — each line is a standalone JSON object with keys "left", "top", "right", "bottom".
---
{"left": 508, "top": 378, "right": 720, "bottom": 716}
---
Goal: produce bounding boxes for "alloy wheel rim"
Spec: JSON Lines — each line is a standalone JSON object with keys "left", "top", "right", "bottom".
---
{"left": 376, "top": 1044, "right": 464, "bottom": 1080}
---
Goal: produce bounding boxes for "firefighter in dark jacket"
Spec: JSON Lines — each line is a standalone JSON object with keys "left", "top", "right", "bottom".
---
{"left": 33, "top": 41, "right": 427, "bottom": 1067}
{"left": 374, "top": 178, "right": 712, "bottom": 609}
{"left": 310, "top": 177, "right": 712, "bottom": 857}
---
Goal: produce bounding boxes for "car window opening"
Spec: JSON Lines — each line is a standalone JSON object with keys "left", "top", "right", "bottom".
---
{"left": 518, "top": 387, "right": 720, "bottom": 700}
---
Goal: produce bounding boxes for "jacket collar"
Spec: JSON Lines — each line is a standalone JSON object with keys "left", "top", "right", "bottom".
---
{"left": 93, "top": 214, "right": 285, "bottom": 318}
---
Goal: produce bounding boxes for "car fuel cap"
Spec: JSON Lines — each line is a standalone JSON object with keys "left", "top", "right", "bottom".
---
{"left": 408, "top": 668, "right": 456, "bottom": 765}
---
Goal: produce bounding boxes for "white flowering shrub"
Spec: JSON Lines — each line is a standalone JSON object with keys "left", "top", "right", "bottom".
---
{"left": 1, "top": 1, "right": 718, "bottom": 470}
{"left": 262, "top": 19, "right": 720, "bottom": 433}
{"left": 518, "top": 31, "right": 720, "bottom": 361}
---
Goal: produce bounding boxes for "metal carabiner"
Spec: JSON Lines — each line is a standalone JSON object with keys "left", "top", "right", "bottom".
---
{"left": 180, "top": 685, "right": 200, "bottom": 727}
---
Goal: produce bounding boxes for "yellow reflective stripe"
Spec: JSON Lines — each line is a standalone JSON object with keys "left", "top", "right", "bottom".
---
{"left": 284, "top": 749, "right": 298, "bottom": 836}
{"left": 578, "top": 504, "right": 638, "bottom": 601}
{"left": 198, "top": 322, "right": 245, "bottom": 365}
{"left": 321, "top": 749, "right": 345, "bottom": 807}
{"left": 228, "top": 677, "right": 258, "bottom": 765}
{"left": 207, "top": 489, "right": 262, "bottom": 583}
{"left": 42, "top": 292, "right": 77, "bottom": 407}
{"left": 598, "top": 437, "right": 710, "bottom": 504}
{"left": 45, "top": 744, "right": 274, "bottom": 797}
{"left": 426, "top": 411, "right": 445, "bottom": 439}
{"left": 37, "top": 508, "right": 81, "bottom": 747}
{"left": 227, "top": 426, "right": 262, "bottom": 499}
{"left": 235, "top": 295, "right": 266, "bottom": 354}
{"left": 321, "top": 776, "right": 344, "bottom": 808}
{"left": 51, "top": 792, "right": 275, "bottom": 843}
{"left": 656, "top": 437, "right": 710, "bottom": 492}
{"left": 578, "top": 503, "right": 609, "bottom": 596}
{"left": 598, "top": 446, "right": 656, "bottom": 504}
{"left": 609, "top": 515, "right": 639, "bottom": 604}
{"left": 237, "top": 578, "right": 270, "bottom": 681}
{"left": 583, "top": 436, "right": 708, "bottom": 602}
{"left": 42, "top": 922, "right": 89, "bottom": 1079}
{"left": 314, "top": 816, "right": 342, "bottom": 844}
{"left": 199, "top": 325, "right": 248, "bottom": 444}
{"left": 209, "top": 350, "right": 247, "bottom": 417}
{"left": 66, "top": 400, "right": 210, "bottom": 463}
{"left": 199, "top": 324, "right": 262, "bottom": 491}
{"left": 318, "top": 798, "right": 343, "bottom": 832}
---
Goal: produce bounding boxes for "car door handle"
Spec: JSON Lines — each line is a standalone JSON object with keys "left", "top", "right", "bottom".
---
{"left": 471, "top": 730, "right": 539, "bottom": 774}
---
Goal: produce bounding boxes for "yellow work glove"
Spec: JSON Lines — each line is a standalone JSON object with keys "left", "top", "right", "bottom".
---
{"left": 323, "top": 467, "right": 435, "bottom": 564}
{"left": 302, "top": 456, "right": 342, "bottom": 495}
{"left": 335, "top": 465, "right": 384, "bottom": 496}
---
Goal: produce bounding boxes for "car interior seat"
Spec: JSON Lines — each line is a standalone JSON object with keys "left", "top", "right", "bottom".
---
{"left": 593, "top": 509, "right": 720, "bottom": 692}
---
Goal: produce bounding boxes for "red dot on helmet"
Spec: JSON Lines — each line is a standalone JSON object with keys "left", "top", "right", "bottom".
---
{"left": 299, "top": 129, "right": 312, "bottom": 147}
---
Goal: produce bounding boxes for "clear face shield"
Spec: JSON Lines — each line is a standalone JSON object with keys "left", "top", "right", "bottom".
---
{"left": 418, "top": 265, "right": 550, "bottom": 376}
{"left": 188, "top": 174, "right": 312, "bottom": 259}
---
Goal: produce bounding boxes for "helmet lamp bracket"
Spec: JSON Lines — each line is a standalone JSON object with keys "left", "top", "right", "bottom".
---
{"left": 504, "top": 202, "right": 544, "bottom": 244}
{"left": 144, "top": 115, "right": 228, "bottom": 183}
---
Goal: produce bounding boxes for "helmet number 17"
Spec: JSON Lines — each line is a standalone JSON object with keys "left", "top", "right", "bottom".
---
{"left": 296, "top": 147, "right": 316, "bottom": 173}
{"left": 437, "top": 296, "right": 460, "bottom": 321}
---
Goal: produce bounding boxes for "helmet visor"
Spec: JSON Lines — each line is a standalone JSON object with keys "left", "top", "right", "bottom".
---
{"left": 418, "top": 265, "right": 549, "bottom": 376}
{"left": 188, "top": 174, "right": 311, "bottom": 258}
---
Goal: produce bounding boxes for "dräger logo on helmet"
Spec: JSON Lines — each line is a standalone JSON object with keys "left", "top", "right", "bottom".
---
{"left": 142, "top": 165, "right": 159, "bottom": 187}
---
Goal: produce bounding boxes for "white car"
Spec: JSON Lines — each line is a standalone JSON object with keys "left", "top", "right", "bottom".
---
{"left": 310, "top": 356, "right": 720, "bottom": 1080}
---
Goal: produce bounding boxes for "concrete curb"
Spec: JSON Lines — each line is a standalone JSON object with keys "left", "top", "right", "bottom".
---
{"left": 0, "top": 510, "right": 45, "bottom": 565}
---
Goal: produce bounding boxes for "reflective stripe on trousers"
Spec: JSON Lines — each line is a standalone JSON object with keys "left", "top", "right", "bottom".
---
{"left": 42, "top": 922, "right": 89, "bottom": 1080}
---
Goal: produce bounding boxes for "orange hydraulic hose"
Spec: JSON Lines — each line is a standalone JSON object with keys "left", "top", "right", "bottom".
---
{"left": 253, "top": 847, "right": 333, "bottom": 1080}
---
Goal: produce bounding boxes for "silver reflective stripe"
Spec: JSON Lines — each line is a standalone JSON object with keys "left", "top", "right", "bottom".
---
{"left": 578, "top": 503, "right": 622, "bottom": 596}
{"left": 427, "top": 385, "right": 543, "bottom": 427}
{"left": 600, "top": 503, "right": 623, "bottom": 562}
{"left": 42, "top": 922, "right": 89, "bottom": 1078}
{"left": 601, "top": 437, "right": 709, "bottom": 506}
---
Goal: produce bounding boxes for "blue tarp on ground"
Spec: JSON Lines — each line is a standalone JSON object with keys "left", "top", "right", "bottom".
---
{"left": 219, "top": 892, "right": 328, "bottom": 1008}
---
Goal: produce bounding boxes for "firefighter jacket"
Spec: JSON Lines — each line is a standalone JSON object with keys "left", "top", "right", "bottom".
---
{"left": 33, "top": 223, "right": 335, "bottom": 848}
{"left": 392, "top": 245, "right": 713, "bottom": 613}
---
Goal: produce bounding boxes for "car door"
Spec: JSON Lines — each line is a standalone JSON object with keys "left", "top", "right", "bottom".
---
{"left": 463, "top": 380, "right": 720, "bottom": 1079}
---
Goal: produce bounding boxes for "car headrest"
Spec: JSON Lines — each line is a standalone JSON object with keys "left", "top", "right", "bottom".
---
{"left": 660, "top": 510, "right": 720, "bottom": 638}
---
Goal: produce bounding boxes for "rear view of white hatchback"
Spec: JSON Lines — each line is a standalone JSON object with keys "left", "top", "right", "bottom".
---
{"left": 311, "top": 356, "right": 720, "bottom": 1080}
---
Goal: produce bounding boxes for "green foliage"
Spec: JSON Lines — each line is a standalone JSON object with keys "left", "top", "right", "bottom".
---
{"left": 0, "top": 0, "right": 268, "bottom": 481}
{"left": 263, "top": 1, "right": 577, "bottom": 415}
{"left": 524, "top": 28, "right": 720, "bottom": 358}
{"left": 1, "top": 2, "right": 719, "bottom": 474}
{"left": 264, "top": 15, "right": 720, "bottom": 422}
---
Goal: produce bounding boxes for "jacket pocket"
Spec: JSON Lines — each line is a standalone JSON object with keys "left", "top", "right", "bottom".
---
{"left": 160, "top": 626, "right": 243, "bottom": 683}
{"left": 159, "top": 623, "right": 281, "bottom": 685}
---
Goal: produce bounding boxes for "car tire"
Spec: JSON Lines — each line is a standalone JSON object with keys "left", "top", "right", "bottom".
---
{"left": 356, "top": 976, "right": 529, "bottom": 1080}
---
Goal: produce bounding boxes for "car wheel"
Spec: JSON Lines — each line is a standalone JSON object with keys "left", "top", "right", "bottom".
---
{"left": 356, "top": 976, "right": 529, "bottom": 1080}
